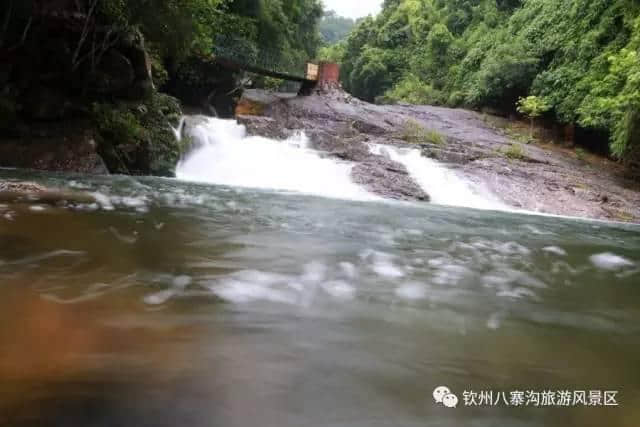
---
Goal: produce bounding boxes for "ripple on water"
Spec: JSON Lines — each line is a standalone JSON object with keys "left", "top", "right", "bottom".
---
{"left": 542, "top": 246, "right": 568, "bottom": 256}
{"left": 395, "top": 283, "right": 426, "bottom": 300}
{"left": 589, "top": 252, "right": 635, "bottom": 271}
{"left": 321, "top": 280, "right": 356, "bottom": 300}
{"left": 368, "top": 251, "right": 406, "bottom": 278}
{"left": 143, "top": 275, "right": 193, "bottom": 306}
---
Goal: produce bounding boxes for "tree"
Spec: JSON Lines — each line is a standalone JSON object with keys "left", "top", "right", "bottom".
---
{"left": 319, "top": 10, "right": 355, "bottom": 44}
{"left": 517, "top": 95, "right": 550, "bottom": 139}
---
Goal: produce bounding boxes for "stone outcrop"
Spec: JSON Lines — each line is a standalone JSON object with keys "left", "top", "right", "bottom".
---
{"left": 0, "top": 13, "right": 182, "bottom": 177}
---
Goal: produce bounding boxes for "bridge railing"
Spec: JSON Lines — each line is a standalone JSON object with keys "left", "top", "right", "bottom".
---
{"left": 212, "top": 34, "right": 308, "bottom": 80}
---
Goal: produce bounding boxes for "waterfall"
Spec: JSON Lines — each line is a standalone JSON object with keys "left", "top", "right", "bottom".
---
{"left": 171, "top": 117, "right": 186, "bottom": 142}
{"left": 175, "top": 117, "right": 378, "bottom": 201}
{"left": 369, "top": 144, "right": 505, "bottom": 211}
{"left": 176, "top": 117, "right": 504, "bottom": 209}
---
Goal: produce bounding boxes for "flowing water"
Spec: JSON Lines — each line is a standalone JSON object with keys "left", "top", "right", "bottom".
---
{"left": 1, "top": 118, "right": 640, "bottom": 427}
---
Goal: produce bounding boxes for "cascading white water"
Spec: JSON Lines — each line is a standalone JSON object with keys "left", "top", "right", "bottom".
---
{"left": 176, "top": 116, "right": 504, "bottom": 209}
{"left": 176, "top": 117, "right": 378, "bottom": 201}
{"left": 370, "top": 144, "right": 505, "bottom": 211}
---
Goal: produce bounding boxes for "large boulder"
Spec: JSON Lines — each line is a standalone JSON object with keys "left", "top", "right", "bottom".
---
{"left": 90, "top": 49, "right": 136, "bottom": 94}
{"left": 22, "top": 86, "right": 71, "bottom": 121}
{"left": 93, "top": 93, "right": 184, "bottom": 177}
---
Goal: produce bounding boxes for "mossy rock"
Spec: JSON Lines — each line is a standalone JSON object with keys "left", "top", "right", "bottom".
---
{"left": 92, "top": 92, "right": 183, "bottom": 177}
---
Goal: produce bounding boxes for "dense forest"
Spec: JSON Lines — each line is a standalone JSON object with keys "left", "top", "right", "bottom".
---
{"left": 327, "top": 0, "right": 640, "bottom": 166}
{"left": 319, "top": 10, "right": 356, "bottom": 44}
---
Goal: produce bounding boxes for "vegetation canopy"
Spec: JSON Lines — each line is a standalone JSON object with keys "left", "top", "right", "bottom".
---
{"left": 332, "top": 0, "right": 640, "bottom": 166}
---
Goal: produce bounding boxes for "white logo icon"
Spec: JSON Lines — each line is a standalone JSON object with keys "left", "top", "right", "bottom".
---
{"left": 433, "top": 386, "right": 451, "bottom": 403}
{"left": 443, "top": 393, "right": 459, "bottom": 408}
{"left": 433, "top": 386, "right": 458, "bottom": 408}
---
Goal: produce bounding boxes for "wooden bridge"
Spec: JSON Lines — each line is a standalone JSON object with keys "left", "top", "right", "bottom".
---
{"left": 213, "top": 56, "right": 340, "bottom": 95}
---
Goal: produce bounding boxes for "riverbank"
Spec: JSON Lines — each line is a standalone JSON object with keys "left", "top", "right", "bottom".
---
{"left": 237, "top": 89, "right": 640, "bottom": 222}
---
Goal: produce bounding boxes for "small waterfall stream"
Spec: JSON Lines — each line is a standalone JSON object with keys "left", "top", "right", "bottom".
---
{"left": 369, "top": 144, "right": 506, "bottom": 210}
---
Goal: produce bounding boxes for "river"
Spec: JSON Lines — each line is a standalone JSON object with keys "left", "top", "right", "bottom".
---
{"left": 1, "top": 118, "right": 639, "bottom": 426}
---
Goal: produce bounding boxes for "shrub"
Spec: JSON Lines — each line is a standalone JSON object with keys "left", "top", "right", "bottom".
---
{"left": 498, "top": 143, "right": 527, "bottom": 160}
{"left": 385, "top": 74, "right": 445, "bottom": 105}
{"left": 92, "top": 103, "right": 145, "bottom": 145}
{"left": 400, "top": 120, "right": 446, "bottom": 145}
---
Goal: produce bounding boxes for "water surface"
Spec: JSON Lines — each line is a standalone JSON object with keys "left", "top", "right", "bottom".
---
{"left": 1, "top": 170, "right": 639, "bottom": 426}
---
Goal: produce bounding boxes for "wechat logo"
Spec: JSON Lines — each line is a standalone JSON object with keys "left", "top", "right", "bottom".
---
{"left": 433, "top": 386, "right": 459, "bottom": 408}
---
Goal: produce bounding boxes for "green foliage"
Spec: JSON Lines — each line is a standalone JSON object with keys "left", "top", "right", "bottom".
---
{"left": 320, "top": 11, "right": 356, "bottom": 44}
{"left": 517, "top": 95, "right": 551, "bottom": 138}
{"left": 96, "top": 0, "right": 324, "bottom": 76}
{"left": 98, "top": 0, "right": 229, "bottom": 61}
{"left": 517, "top": 96, "right": 551, "bottom": 119}
{"left": 92, "top": 103, "right": 144, "bottom": 145}
{"left": 499, "top": 143, "right": 527, "bottom": 160}
{"left": 337, "top": 0, "right": 640, "bottom": 163}
{"left": 400, "top": 120, "right": 446, "bottom": 145}
{"left": 318, "top": 41, "right": 346, "bottom": 63}
{"left": 384, "top": 74, "right": 445, "bottom": 105}
{"left": 92, "top": 93, "right": 183, "bottom": 176}
{"left": 262, "top": 76, "right": 286, "bottom": 91}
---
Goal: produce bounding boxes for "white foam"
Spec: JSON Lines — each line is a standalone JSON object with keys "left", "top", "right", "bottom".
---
{"left": 339, "top": 262, "right": 357, "bottom": 279}
{"left": 395, "top": 283, "right": 426, "bottom": 300}
{"left": 369, "top": 144, "right": 505, "bottom": 210}
{"left": 321, "top": 280, "right": 356, "bottom": 299}
{"left": 176, "top": 117, "right": 377, "bottom": 201}
{"left": 543, "top": 246, "right": 568, "bottom": 256}
{"left": 371, "top": 252, "right": 405, "bottom": 278}
{"left": 590, "top": 253, "right": 635, "bottom": 271}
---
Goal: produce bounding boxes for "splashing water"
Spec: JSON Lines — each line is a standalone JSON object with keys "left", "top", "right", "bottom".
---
{"left": 370, "top": 144, "right": 505, "bottom": 210}
{"left": 176, "top": 118, "right": 377, "bottom": 201}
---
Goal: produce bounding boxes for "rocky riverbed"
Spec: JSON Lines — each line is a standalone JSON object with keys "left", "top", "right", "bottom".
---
{"left": 236, "top": 89, "right": 640, "bottom": 223}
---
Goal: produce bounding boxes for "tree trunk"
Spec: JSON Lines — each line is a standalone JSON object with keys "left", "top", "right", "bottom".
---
{"left": 530, "top": 117, "right": 534, "bottom": 140}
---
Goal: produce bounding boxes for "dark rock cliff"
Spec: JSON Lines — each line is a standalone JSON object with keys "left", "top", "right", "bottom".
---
{"left": 0, "top": 8, "right": 183, "bottom": 176}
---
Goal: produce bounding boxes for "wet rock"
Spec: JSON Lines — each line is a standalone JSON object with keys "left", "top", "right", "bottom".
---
{"left": 0, "top": 123, "right": 108, "bottom": 174}
{"left": 91, "top": 49, "right": 135, "bottom": 94}
{"left": 23, "top": 87, "right": 71, "bottom": 121}
{"left": 352, "top": 161, "right": 429, "bottom": 202}
{"left": 237, "top": 115, "right": 290, "bottom": 140}
{"left": 0, "top": 181, "right": 96, "bottom": 205}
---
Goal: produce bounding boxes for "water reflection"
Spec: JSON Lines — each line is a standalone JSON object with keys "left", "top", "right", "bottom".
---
{"left": 1, "top": 171, "right": 639, "bottom": 426}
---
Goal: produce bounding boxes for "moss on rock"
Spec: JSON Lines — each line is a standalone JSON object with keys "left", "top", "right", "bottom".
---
{"left": 92, "top": 92, "right": 183, "bottom": 177}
